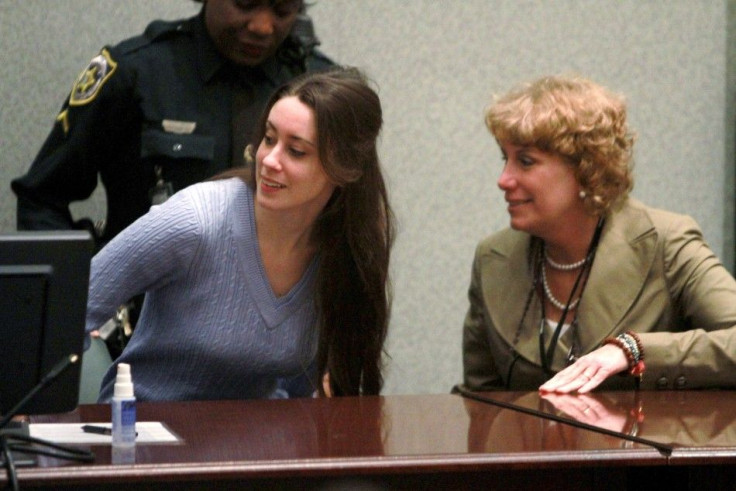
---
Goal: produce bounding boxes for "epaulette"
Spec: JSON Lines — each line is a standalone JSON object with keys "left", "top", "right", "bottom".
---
{"left": 143, "top": 18, "right": 191, "bottom": 42}
{"left": 112, "top": 18, "right": 191, "bottom": 56}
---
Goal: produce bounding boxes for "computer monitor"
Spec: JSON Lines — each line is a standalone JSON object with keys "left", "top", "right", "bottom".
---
{"left": 0, "top": 231, "right": 93, "bottom": 417}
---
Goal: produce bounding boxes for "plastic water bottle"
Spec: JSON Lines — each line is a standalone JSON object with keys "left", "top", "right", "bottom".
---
{"left": 111, "top": 363, "right": 136, "bottom": 447}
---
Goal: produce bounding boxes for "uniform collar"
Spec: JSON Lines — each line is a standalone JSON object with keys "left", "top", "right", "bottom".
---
{"left": 190, "top": 9, "right": 289, "bottom": 86}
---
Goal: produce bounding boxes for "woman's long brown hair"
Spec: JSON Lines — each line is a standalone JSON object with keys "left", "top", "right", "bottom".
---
{"left": 220, "top": 67, "right": 394, "bottom": 395}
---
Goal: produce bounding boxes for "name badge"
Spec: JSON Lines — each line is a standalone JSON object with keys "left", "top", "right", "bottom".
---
{"left": 162, "top": 119, "right": 196, "bottom": 134}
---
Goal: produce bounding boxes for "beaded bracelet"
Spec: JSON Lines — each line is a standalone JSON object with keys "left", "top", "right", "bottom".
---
{"left": 626, "top": 331, "right": 645, "bottom": 359}
{"left": 624, "top": 331, "right": 646, "bottom": 376}
{"left": 602, "top": 331, "right": 646, "bottom": 377}
{"left": 603, "top": 336, "right": 636, "bottom": 367}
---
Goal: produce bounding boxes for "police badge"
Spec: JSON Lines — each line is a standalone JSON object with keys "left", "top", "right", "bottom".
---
{"left": 69, "top": 48, "right": 118, "bottom": 106}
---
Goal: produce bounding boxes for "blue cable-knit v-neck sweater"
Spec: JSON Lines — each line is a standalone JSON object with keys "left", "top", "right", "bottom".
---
{"left": 86, "top": 178, "right": 320, "bottom": 402}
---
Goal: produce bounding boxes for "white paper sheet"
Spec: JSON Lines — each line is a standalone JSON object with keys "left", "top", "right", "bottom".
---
{"left": 29, "top": 422, "right": 180, "bottom": 444}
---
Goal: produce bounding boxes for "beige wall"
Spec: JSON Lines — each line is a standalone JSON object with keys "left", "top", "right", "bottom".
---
{"left": 1, "top": 0, "right": 734, "bottom": 395}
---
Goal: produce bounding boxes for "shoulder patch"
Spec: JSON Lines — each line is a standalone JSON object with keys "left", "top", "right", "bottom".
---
{"left": 69, "top": 48, "right": 118, "bottom": 106}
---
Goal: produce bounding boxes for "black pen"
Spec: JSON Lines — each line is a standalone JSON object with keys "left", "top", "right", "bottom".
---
{"left": 81, "top": 425, "right": 138, "bottom": 437}
{"left": 81, "top": 424, "right": 112, "bottom": 435}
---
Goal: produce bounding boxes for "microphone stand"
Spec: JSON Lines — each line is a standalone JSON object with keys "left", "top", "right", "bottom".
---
{"left": 1, "top": 354, "right": 95, "bottom": 491}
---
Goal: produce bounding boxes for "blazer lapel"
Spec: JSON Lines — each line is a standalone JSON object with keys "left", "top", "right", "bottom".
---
{"left": 481, "top": 231, "right": 544, "bottom": 365}
{"left": 578, "top": 200, "right": 658, "bottom": 352}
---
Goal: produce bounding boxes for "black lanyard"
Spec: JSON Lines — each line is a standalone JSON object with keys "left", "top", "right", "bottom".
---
{"left": 539, "top": 218, "right": 605, "bottom": 374}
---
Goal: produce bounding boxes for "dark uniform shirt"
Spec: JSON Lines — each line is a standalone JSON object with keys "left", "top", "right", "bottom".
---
{"left": 12, "top": 9, "right": 333, "bottom": 246}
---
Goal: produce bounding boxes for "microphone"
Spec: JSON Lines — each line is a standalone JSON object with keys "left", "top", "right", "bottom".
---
{"left": 0, "top": 353, "right": 93, "bottom": 484}
{"left": 0, "top": 354, "right": 79, "bottom": 430}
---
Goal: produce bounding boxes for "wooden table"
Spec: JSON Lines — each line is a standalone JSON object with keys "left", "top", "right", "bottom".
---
{"left": 12, "top": 391, "right": 736, "bottom": 489}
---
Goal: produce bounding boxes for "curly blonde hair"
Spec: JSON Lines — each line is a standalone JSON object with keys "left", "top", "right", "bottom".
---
{"left": 485, "top": 75, "right": 635, "bottom": 215}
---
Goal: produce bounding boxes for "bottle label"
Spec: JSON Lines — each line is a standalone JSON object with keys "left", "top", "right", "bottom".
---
{"left": 112, "top": 398, "right": 136, "bottom": 446}
{"left": 120, "top": 400, "right": 136, "bottom": 426}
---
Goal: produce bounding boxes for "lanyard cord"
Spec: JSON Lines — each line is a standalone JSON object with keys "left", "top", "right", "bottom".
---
{"left": 539, "top": 217, "right": 605, "bottom": 374}
{"left": 506, "top": 217, "right": 605, "bottom": 386}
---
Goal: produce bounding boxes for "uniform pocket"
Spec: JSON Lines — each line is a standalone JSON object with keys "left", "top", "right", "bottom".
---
{"left": 141, "top": 129, "right": 215, "bottom": 161}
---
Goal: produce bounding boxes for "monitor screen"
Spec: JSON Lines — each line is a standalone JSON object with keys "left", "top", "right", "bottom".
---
{"left": 0, "top": 231, "right": 93, "bottom": 416}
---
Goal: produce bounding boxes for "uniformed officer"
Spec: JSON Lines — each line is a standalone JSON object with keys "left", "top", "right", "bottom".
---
{"left": 11, "top": 0, "right": 333, "bottom": 354}
{"left": 11, "top": 0, "right": 333, "bottom": 246}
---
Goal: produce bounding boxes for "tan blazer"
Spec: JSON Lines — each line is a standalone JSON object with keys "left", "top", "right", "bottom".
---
{"left": 463, "top": 198, "right": 736, "bottom": 391}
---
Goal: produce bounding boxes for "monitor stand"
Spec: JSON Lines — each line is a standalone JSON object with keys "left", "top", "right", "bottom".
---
{"left": 1, "top": 421, "right": 38, "bottom": 467}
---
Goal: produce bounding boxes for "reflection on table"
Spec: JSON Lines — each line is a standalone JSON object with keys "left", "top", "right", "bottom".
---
{"left": 476, "top": 390, "right": 736, "bottom": 449}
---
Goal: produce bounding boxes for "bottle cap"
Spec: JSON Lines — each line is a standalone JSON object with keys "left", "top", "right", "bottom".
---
{"left": 113, "top": 363, "right": 134, "bottom": 398}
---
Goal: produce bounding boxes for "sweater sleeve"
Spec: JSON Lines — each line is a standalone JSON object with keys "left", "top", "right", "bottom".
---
{"left": 85, "top": 187, "right": 203, "bottom": 334}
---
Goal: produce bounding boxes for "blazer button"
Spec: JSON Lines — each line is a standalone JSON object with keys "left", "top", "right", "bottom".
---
{"left": 675, "top": 376, "right": 687, "bottom": 389}
{"left": 656, "top": 376, "right": 668, "bottom": 389}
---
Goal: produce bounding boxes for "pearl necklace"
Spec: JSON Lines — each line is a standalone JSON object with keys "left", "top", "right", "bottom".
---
{"left": 544, "top": 250, "right": 587, "bottom": 271}
{"left": 541, "top": 263, "right": 579, "bottom": 310}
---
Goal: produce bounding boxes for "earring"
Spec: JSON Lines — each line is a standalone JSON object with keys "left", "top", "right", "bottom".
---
{"left": 579, "top": 190, "right": 587, "bottom": 199}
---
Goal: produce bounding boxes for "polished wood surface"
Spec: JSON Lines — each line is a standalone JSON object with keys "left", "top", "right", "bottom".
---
{"left": 478, "top": 390, "right": 736, "bottom": 463}
{"left": 10, "top": 392, "right": 736, "bottom": 489}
